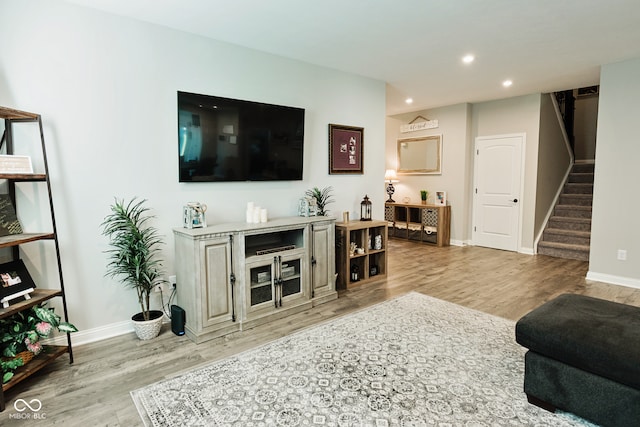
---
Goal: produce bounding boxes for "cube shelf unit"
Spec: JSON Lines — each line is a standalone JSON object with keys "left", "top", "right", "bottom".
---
{"left": 335, "top": 219, "right": 388, "bottom": 289}
{"left": 385, "top": 202, "right": 450, "bottom": 247}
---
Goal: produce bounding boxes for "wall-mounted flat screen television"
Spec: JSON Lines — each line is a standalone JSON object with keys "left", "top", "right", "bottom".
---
{"left": 178, "top": 91, "right": 305, "bottom": 182}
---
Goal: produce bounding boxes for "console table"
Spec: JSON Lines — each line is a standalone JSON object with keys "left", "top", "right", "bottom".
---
{"left": 174, "top": 216, "right": 336, "bottom": 343}
{"left": 385, "top": 202, "right": 451, "bottom": 246}
{"left": 335, "top": 220, "right": 388, "bottom": 289}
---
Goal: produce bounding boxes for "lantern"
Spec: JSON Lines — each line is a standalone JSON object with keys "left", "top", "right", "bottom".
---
{"left": 360, "top": 195, "right": 372, "bottom": 221}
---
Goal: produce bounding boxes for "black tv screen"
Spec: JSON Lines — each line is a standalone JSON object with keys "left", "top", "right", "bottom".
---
{"left": 178, "top": 91, "right": 305, "bottom": 182}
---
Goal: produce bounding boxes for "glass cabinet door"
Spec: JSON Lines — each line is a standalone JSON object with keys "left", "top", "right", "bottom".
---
{"left": 280, "top": 257, "right": 301, "bottom": 298}
{"left": 246, "top": 252, "right": 305, "bottom": 314}
{"left": 248, "top": 261, "right": 274, "bottom": 307}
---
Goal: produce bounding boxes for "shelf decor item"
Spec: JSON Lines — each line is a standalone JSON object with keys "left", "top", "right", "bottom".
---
{"left": 360, "top": 195, "right": 372, "bottom": 221}
{"left": 101, "top": 197, "right": 167, "bottom": 340}
{"left": 328, "top": 124, "right": 364, "bottom": 175}
{"left": 182, "top": 202, "right": 207, "bottom": 229}
{"left": 0, "top": 259, "right": 36, "bottom": 308}
{"left": 0, "top": 194, "right": 23, "bottom": 237}
{"left": 298, "top": 197, "right": 317, "bottom": 217}
{"left": 0, "top": 155, "right": 33, "bottom": 174}
{"left": 435, "top": 191, "right": 447, "bottom": 206}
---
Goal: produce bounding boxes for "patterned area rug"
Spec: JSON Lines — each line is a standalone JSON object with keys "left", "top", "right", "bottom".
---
{"left": 131, "top": 292, "right": 594, "bottom": 426}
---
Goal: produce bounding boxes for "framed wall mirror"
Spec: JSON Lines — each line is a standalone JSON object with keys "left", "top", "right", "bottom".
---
{"left": 397, "top": 135, "right": 442, "bottom": 174}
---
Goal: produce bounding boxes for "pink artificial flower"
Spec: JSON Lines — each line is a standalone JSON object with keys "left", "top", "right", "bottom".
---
{"left": 26, "top": 341, "right": 43, "bottom": 355}
{"left": 35, "top": 321, "right": 53, "bottom": 336}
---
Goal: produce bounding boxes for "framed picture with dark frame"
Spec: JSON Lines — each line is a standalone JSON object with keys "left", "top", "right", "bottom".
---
{"left": 328, "top": 124, "right": 364, "bottom": 174}
{"left": 0, "top": 259, "right": 36, "bottom": 302}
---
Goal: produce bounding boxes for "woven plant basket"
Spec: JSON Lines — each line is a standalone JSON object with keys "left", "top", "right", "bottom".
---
{"left": 131, "top": 310, "right": 164, "bottom": 340}
{"left": 3, "top": 350, "right": 35, "bottom": 367}
{"left": 16, "top": 350, "right": 34, "bottom": 365}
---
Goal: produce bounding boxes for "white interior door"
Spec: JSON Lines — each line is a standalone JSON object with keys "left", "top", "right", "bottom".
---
{"left": 472, "top": 134, "right": 524, "bottom": 251}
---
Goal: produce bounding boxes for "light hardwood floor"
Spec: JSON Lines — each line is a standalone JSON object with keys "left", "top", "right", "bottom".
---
{"left": 4, "top": 239, "right": 640, "bottom": 425}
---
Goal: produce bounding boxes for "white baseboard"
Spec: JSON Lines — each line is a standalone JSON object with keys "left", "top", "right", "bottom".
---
{"left": 44, "top": 316, "right": 171, "bottom": 347}
{"left": 586, "top": 271, "right": 640, "bottom": 290}
{"left": 43, "top": 319, "right": 134, "bottom": 347}
{"left": 519, "top": 246, "right": 535, "bottom": 255}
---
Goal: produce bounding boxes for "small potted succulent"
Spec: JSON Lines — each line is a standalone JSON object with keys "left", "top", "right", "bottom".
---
{"left": 420, "top": 190, "right": 429, "bottom": 204}
{"left": 0, "top": 304, "right": 78, "bottom": 383}
{"left": 305, "top": 186, "right": 334, "bottom": 216}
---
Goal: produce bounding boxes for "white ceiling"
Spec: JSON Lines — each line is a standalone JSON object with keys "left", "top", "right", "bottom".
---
{"left": 65, "top": 0, "right": 640, "bottom": 115}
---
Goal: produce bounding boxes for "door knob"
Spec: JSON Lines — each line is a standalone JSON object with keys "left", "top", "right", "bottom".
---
{"left": 512, "top": 199, "right": 518, "bottom": 203}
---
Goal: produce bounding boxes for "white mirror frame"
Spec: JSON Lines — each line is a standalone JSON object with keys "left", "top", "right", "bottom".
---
{"left": 397, "top": 135, "right": 442, "bottom": 175}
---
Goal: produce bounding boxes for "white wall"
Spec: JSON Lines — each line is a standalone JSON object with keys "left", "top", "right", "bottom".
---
{"left": 588, "top": 58, "right": 640, "bottom": 287}
{"left": 0, "top": 0, "right": 386, "bottom": 342}
{"left": 574, "top": 94, "right": 599, "bottom": 161}
{"left": 535, "top": 93, "right": 572, "bottom": 237}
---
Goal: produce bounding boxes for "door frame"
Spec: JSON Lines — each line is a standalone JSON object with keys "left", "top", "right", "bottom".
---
{"left": 472, "top": 133, "right": 526, "bottom": 252}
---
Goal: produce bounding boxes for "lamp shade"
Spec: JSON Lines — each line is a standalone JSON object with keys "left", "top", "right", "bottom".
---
{"left": 384, "top": 169, "right": 398, "bottom": 182}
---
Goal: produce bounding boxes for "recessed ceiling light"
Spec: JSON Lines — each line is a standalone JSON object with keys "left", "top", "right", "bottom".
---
{"left": 462, "top": 54, "right": 475, "bottom": 64}
{"left": 502, "top": 80, "right": 513, "bottom": 87}
{"left": 405, "top": 98, "right": 413, "bottom": 104}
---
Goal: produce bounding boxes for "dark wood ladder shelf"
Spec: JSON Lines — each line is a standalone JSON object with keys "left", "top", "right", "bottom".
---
{"left": 0, "top": 106, "right": 72, "bottom": 411}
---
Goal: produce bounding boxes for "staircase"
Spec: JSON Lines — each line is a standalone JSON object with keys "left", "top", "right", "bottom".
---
{"left": 537, "top": 163, "right": 594, "bottom": 261}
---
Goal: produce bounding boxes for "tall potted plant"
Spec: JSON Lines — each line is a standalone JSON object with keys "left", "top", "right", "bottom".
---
{"left": 101, "top": 197, "right": 166, "bottom": 340}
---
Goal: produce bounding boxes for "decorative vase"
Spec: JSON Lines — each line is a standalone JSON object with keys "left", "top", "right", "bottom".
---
{"left": 131, "top": 310, "right": 164, "bottom": 340}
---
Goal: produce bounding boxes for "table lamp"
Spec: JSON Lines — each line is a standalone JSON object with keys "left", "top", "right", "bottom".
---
{"left": 384, "top": 169, "right": 398, "bottom": 202}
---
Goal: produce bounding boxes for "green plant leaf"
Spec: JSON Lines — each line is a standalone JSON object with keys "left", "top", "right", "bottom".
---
{"left": 33, "top": 306, "right": 60, "bottom": 326}
{"left": 3, "top": 372, "right": 14, "bottom": 384}
{"left": 3, "top": 342, "right": 17, "bottom": 358}
{"left": 58, "top": 322, "right": 79, "bottom": 333}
